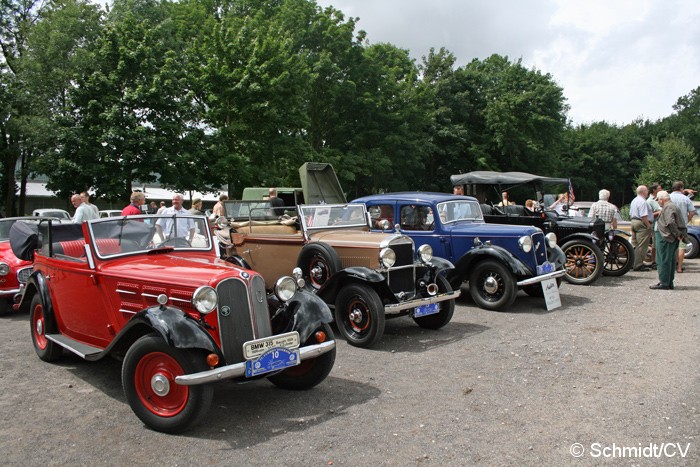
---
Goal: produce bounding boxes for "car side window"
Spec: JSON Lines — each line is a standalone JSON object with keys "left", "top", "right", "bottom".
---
{"left": 369, "top": 204, "right": 395, "bottom": 230}
{"left": 400, "top": 205, "right": 434, "bottom": 231}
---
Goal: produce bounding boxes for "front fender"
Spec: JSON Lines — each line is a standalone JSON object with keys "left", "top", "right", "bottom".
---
{"left": 316, "top": 267, "right": 391, "bottom": 303}
{"left": 448, "top": 245, "right": 530, "bottom": 287}
{"left": 609, "top": 229, "right": 631, "bottom": 238}
{"left": 427, "top": 256, "right": 455, "bottom": 274}
{"left": 17, "top": 272, "right": 53, "bottom": 318}
{"left": 548, "top": 244, "right": 566, "bottom": 268}
{"left": 121, "top": 305, "right": 219, "bottom": 354}
{"left": 562, "top": 232, "right": 602, "bottom": 246}
{"left": 276, "top": 288, "right": 333, "bottom": 343}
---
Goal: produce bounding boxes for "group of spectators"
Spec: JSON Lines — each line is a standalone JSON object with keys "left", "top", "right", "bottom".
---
{"left": 590, "top": 181, "right": 694, "bottom": 290}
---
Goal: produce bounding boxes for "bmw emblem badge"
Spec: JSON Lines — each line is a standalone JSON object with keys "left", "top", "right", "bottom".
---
{"left": 241, "top": 271, "right": 250, "bottom": 279}
{"left": 220, "top": 306, "right": 231, "bottom": 316}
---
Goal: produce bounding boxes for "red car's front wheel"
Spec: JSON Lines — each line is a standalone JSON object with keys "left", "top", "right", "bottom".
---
{"left": 122, "top": 334, "right": 213, "bottom": 433}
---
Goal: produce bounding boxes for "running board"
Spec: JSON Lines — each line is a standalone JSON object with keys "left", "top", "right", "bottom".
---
{"left": 46, "top": 334, "right": 104, "bottom": 360}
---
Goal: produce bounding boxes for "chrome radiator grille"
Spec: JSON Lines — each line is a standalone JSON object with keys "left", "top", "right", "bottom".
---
{"left": 532, "top": 232, "right": 548, "bottom": 265}
{"left": 387, "top": 242, "right": 415, "bottom": 295}
{"left": 251, "top": 275, "right": 272, "bottom": 338}
{"left": 216, "top": 276, "right": 271, "bottom": 364}
{"left": 17, "top": 267, "right": 33, "bottom": 284}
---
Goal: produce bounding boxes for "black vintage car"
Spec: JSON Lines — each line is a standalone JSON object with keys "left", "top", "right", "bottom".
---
{"left": 451, "top": 171, "right": 608, "bottom": 285}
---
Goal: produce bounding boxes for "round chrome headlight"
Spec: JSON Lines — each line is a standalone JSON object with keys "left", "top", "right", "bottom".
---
{"left": 192, "top": 286, "right": 218, "bottom": 314}
{"left": 275, "top": 276, "right": 297, "bottom": 302}
{"left": 418, "top": 244, "right": 433, "bottom": 263}
{"left": 0, "top": 262, "right": 9, "bottom": 276}
{"left": 379, "top": 219, "right": 391, "bottom": 230}
{"left": 379, "top": 248, "right": 396, "bottom": 268}
{"left": 214, "top": 216, "right": 229, "bottom": 228}
{"left": 545, "top": 232, "right": 557, "bottom": 248}
{"left": 518, "top": 236, "right": 533, "bottom": 253}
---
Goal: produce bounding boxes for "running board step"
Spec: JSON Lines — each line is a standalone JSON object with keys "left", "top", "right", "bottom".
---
{"left": 46, "top": 334, "right": 104, "bottom": 360}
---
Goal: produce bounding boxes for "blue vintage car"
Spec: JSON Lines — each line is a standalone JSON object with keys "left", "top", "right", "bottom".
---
{"left": 352, "top": 192, "right": 567, "bottom": 311}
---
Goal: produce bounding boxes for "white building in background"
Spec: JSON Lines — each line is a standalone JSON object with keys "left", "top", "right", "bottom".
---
{"left": 20, "top": 181, "right": 227, "bottom": 215}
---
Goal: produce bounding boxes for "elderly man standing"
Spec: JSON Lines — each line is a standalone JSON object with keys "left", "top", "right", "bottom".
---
{"left": 71, "top": 194, "right": 99, "bottom": 223}
{"left": 650, "top": 191, "right": 686, "bottom": 290}
{"left": 669, "top": 181, "right": 695, "bottom": 273}
{"left": 629, "top": 185, "right": 653, "bottom": 271}
{"left": 155, "top": 194, "right": 195, "bottom": 243}
{"left": 122, "top": 191, "right": 146, "bottom": 216}
{"left": 588, "top": 189, "right": 618, "bottom": 230}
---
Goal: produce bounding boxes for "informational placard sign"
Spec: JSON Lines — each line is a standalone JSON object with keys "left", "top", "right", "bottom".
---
{"left": 541, "top": 278, "right": 562, "bottom": 310}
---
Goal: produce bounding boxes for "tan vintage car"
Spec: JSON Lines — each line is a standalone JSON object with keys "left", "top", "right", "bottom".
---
{"left": 217, "top": 201, "right": 460, "bottom": 348}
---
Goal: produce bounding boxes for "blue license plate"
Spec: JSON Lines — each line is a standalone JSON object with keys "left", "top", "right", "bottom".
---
{"left": 414, "top": 303, "right": 440, "bottom": 317}
{"left": 245, "top": 347, "right": 300, "bottom": 377}
{"left": 537, "top": 261, "right": 554, "bottom": 275}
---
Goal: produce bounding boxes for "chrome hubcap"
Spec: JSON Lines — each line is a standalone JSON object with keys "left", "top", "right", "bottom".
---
{"left": 311, "top": 266, "right": 323, "bottom": 279}
{"left": 349, "top": 309, "right": 363, "bottom": 323}
{"left": 36, "top": 319, "right": 43, "bottom": 336}
{"left": 151, "top": 374, "right": 170, "bottom": 396}
{"left": 483, "top": 276, "right": 499, "bottom": 294}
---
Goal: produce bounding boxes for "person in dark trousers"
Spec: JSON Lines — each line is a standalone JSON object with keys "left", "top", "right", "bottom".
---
{"left": 650, "top": 191, "right": 687, "bottom": 290}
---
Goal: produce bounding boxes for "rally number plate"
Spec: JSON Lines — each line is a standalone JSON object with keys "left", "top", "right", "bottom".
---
{"left": 245, "top": 348, "right": 300, "bottom": 377}
{"left": 414, "top": 302, "right": 440, "bottom": 318}
{"left": 243, "top": 331, "right": 300, "bottom": 360}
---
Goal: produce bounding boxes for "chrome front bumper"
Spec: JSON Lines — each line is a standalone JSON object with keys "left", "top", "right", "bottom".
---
{"left": 384, "top": 290, "right": 460, "bottom": 314}
{"left": 517, "top": 268, "right": 567, "bottom": 287}
{"left": 175, "top": 340, "right": 336, "bottom": 386}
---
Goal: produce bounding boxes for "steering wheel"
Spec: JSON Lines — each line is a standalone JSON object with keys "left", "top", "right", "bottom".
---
{"left": 160, "top": 237, "right": 192, "bottom": 248}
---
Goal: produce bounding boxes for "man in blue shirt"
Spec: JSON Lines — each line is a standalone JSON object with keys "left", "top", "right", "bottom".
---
{"left": 629, "top": 185, "right": 653, "bottom": 271}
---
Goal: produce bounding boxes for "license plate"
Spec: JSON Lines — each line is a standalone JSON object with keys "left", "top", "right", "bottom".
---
{"left": 245, "top": 348, "right": 300, "bottom": 377}
{"left": 537, "top": 261, "right": 555, "bottom": 275}
{"left": 414, "top": 302, "right": 440, "bottom": 317}
{"left": 243, "top": 331, "right": 300, "bottom": 359}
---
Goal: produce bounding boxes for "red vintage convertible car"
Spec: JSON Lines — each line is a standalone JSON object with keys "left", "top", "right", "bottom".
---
{"left": 11, "top": 214, "right": 336, "bottom": 433}
{"left": 0, "top": 217, "right": 47, "bottom": 315}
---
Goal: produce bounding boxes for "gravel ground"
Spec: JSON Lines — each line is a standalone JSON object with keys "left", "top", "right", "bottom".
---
{"left": 1, "top": 260, "right": 699, "bottom": 466}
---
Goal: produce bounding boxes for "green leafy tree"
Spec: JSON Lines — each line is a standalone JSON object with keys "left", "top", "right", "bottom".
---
{"left": 637, "top": 135, "right": 700, "bottom": 190}
{"left": 181, "top": 0, "right": 312, "bottom": 197}
{"left": 560, "top": 122, "right": 631, "bottom": 205}
{"left": 15, "top": 0, "right": 103, "bottom": 211}
{"left": 42, "top": 0, "right": 207, "bottom": 202}
{"left": 417, "top": 47, "right": 476, "bottom": 192}
{"left": 0, "top": 0, "right": 45, "bottom": 215}
{"left": 661, "top": 86, "right": 700, "bottom": 158}
{"left": 464, "top": 55, "right": 568, "bottom": 175}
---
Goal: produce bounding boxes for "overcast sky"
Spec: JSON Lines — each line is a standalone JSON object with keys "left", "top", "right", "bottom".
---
{"left": 315, "top": 0, "right": 700, "bottom": 125}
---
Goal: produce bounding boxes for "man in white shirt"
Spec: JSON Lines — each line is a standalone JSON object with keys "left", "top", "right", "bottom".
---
{"left": 155, "top": 194, "right": 195, "bottom": 243}
{"left": 629, "top": 185, "right": 653, "bottom": 271}
{"left": 669, "top": 181, "right": 696, "bottom": 273}
{"left": 72, "top": 194, "right": 99, "bottom": 223}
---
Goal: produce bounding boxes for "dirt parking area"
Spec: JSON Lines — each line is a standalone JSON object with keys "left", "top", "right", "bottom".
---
{"left": 1, "top": 262, "right": 699, "bottom": 465}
